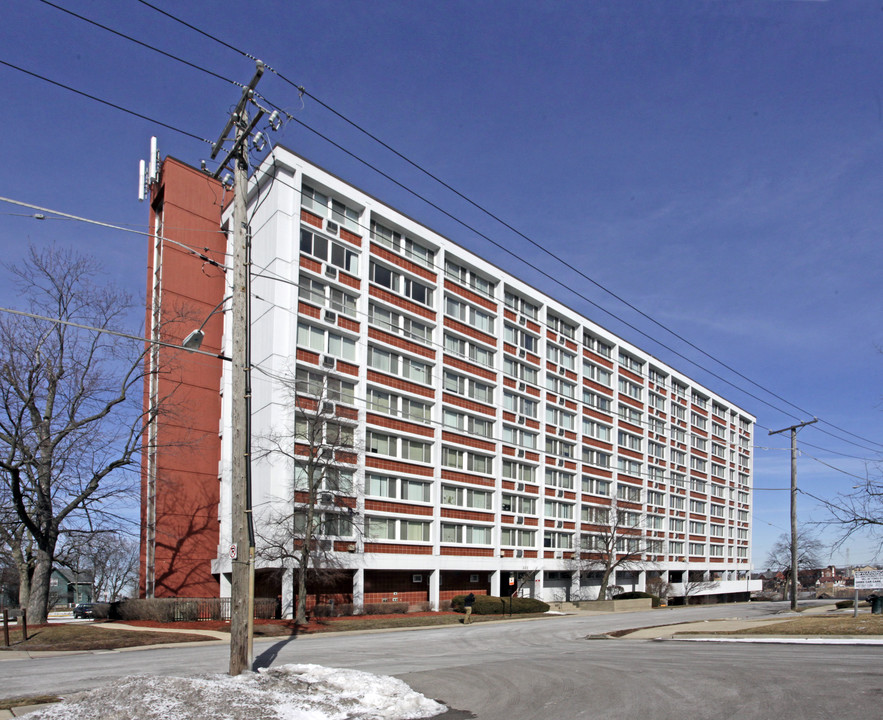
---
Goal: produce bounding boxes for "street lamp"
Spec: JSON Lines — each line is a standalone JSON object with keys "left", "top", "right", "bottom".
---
{"left": 182, "top": 296, "right": 231, "bottom": 353}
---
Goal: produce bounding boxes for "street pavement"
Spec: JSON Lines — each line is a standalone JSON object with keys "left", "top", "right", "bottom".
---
{"left": 1, "top": 602, "right": 881, "bottom": 719}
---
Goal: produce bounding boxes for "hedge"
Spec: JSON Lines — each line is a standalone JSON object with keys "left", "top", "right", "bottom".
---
{"left": 450, "top": 594, "right": 549, "bottom": 615}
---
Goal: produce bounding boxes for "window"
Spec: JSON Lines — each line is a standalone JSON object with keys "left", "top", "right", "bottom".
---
{"left": 502, "top": 461, "right": 536, "bottom": 483}
{"left": 690, "top": 477, "right": 707, "bottom": 493}
{"left": 689, "top": 520, "right": 706, "bottom": 535}
{"left": 442, "top": 485, "right": 493, "bottom": 510}
{"left": 503, "top": 357, "right": 538, "bottom": 385}
{"left": 582, "top": 476, "right": 611, "bottom": 496}
{"left": 367, "top": 346, "right": 432, "bottom": 385}
{"left": 366, "top": 517, "right": 430, "bottom": 542}
{"left": 546, "top": 407, "right": 575, "bottom": 430}
{"left": 691, "top": 435, "right": 707, "bottom": 452}
{"left": 444, "top": 371, "right": 494, "bottom": 404}
{"left": 366, "top": 431, "right": 431, "bottom": 463}
{"left": 545, "top": 438, "right": 575, "bottom": 458}
{"left": 544, "top": 499, "right": 574, "bottom": 519}
{"left": 690, "top": 457, "right": 707, "bottom": 473}
{"left": 647, "top": 490, "right": 664, "bottom": 506}
{"left": 710, "top": 523, "right": 725, "bottom": 538}
{"left": 502, "top": 391, "right": 538, "bottom": 418}
{"left": 293, "top": 510, "right": 355, "bottom": 538}
{"left": 365, "top": 474, "right": 431, "bottom": 502}
{"left": 370, "top": 261, "right": 434, "bottom": 307}
{"left": 446, "top": 297, "right": 495, "bottom": 334}
{"left": 302, "top": 184, "right": 360, "bottom": 230}
{"left": 691, "top": 412, "right": 708, "bottom": 430}
{"left": 504, "top": 324, "right": 539, "bottom": 353}
{"left": 582, "top": 419, "right": 611, "bottom": 442}
{"left": 294, "top": 416, "right": 355, "bottom": 448}
{"left": 691, "top": 392, "right": 708, "bottom": 409}
{"left": 671, "top": 381, "right": 686, "bottom": 399}
{"left": 300, "top": 229, "right": 359, "bottom": 273}
{"left": 712, "top": 422, "right": 726, "bottom": 439}
{"left": 618, "top": 431, "right": 642, "bottom": 452}
{"left": 370, "top": 219, "right": 435, "bottom": 268}
{"left": 669, "top": 541, "right": 684, "bottom": 555}
{"left": 445, "top": 260, "right": 495, "bottom": 298}
{"left": 445, "top": 333, "right": 495, "bottom": 367}
{"left": 366, "top": 388, "right": 431, "bottom": 423}
{"left": 299, "top": 274, "right": 357, "bottom": 317}
{"left": 297, "top": 322, "right": 356, "bottom": 361}
{"left": 547, "top": 314, "right": 576, "bottom": 339}
{"left": 648, "top": 393, "right": 665, "bottom": 411}
{"left": 583, "top": 332, "right": 613, "bottom": 358}
{"left": 648, "top": 441, "right": 665, "bottom": 459}
{"left": 670, "top": 472, "right": 686, "bottom": 488}
{"left": 646, "top": 513, "right": 664, "bottom": 530}
{"left": 504, "top": 291, "right": 539, "bottom": 319}
{"left": 294, "top": 368, "right": 356, "bottom": 405}
{"left": 710, "top": 503, "right": 725, "bottom": 518}
{"left": 583, "top": 390, "right": 612, "bottom": 413}
{"left": 690, "top": 499, "right": 707, "bottom": 514}
{"left": 368, "top": 303, "right": 432, "bottom": 343}
{"left": 617, "top": 458, "right": 642, "bottom": 476}
{"left": 583, "top": 360, "right": 612, "bottom": 387}
{"left": 444, "top": 409, "right": 494, "bottom": 438}
{"left": 618, "top": 378, "right": 642, "bottom": 401}
{"left": 545, "top": 376, "right": 576, "bottom": 398}
{"left": 671, "top": 404, "right": 686, "bottom": 421}
{"left": 648, "top": 368, "right": 667, "bottom": 385}
{"left": 689, "top": 542, "right": 706, "bottom": 556}
{"left": 294, "top": 464, "right": 354, "bottom": 494}
{"left": 441, "top": 523, "right": 493, "bottom": 545}
{"left": 669, "top": 518, "right": 684, "bottom": 532}
{"left": 500, "top": 528, "right": 537, "bottom": 546}
{"left": 442, "top": 447, "right": 493, "bottom": 474}
{"left": 501, "top": 494, "right": 536, "bottom": 514}
{"left": 618, "top": 404, "right": 643, "bottom": 425}
{"left": 711, "top": 463, "right": 725, "bottom": 479}
{"left": 502, "top": 425, "right": 538, "bottom": 449}
{"left": 616, "top": 483, "right": 642, "bottom": 503}
{"left": 671, "top": 449, "right": 686, "bottom": 466}
{"left": 581, "top": 505, "right": 609, "bottom": 524}
{"left": 543, "top": 531, "right": 573, "bottom": 549}
{"left": 669, "top": 495, "right": 685, "bottom": 510}
{"left": 618, "top": 352, "right": 644, "bottom": 373}
{"left": 547, "top": 345, "right": 576, "bottom": 370}
{"left": 582, "top": 448, "right": 611, "bottom": 468}
{"left": 646, "top": 539, "right": 664, "bottom": 553}
{"left": 545, "top": 469, "right": 575, "bottom": 489}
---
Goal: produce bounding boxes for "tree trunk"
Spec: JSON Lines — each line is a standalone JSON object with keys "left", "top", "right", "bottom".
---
{"left": 28, "top": 548, "right": 53, "bottom": 624}
{"left": 17, "top": 557, "right": 31, "bottom": 609}
{"left": 295, "top": 565, "right": 308, "bottom": 625}
{"left": 598, "top": 566, "right": 614, "bottom": 600}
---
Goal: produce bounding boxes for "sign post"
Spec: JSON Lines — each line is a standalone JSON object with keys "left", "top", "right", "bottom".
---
{"left": 853, "top": 570, "right": 883, "bottom": 618}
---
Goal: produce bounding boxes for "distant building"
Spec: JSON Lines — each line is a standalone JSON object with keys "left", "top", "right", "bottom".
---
{"left": 51, "top": 568, "right": 92, "bottom": 606}
{"left": 141, "top": 148, "right": 760, "bottom": 612}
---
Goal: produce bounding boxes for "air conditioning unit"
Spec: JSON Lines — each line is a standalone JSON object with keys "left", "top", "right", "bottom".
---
{"left": 325, "top": 266, "right": 338, "bottom": 279}
{"left": 557, "top": 489, "right": 564, "bottom": 497}
{"left": 319, "top": 492, "right": 333, "bottom": 505}
{"left": 559, "top": 396, "right": 566, "bottom": 406}
{"left": 516, "top": 549, "right": 524, "bottom": 558}
{"left": 556, "top": 520, "right": 564, "bottom": 528}
{"left": 320, "top": 401, "right": 335, "bottom": 415}
{"left": 558, "top": 366, "right": 566, "bottom": 375}
{"left": 557, "top": 459, "right": 564, "bottom": 467}
{"left": 553, "top": 550, "right": 563, "bottom": 559}
{"left": 516, "top": 482, "right": 525, "bottom": 492}
{"left": 519, "top": 349, "right": 526, "bottom": 358}
{"left": 558, "top": 428, "right": 565, "bottom": 437}
{"left": 517, "top": 449, "right": 525, "bottom": 458}
{"left": 326, "top": 221, "right": 339, "bottom": 235}
{"left": 516, "top": 516, "right": 524, "bottom": 525}
{"left": 518, "top": 383, "right": 526, "bottom": 392}
{"left": 324, "top": 310, "right": 337, "bottom": 323}
{"left": 519, "top": 316, "right": 527, "bottom": 326}
{"left": 322, "top": 355, "right": 335, "bottom": 369}
{"left": 318, "top": 538, "right": 333, "bottom": 550}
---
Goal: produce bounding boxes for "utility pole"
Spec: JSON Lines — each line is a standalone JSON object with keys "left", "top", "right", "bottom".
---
{"left": 769, "top": 418, "right": 817, "bottom": 612}
{"left": 210, "top": 61, "right": 265, "bottom": 676}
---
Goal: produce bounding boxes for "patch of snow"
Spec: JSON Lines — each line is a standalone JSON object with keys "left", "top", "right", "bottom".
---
{"left": 22, "top": 664, "right": 447, "bottom": 720}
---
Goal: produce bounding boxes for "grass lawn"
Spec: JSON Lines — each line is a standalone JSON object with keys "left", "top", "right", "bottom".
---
{"left": 0, "top": 623, "right": 213, "bottom": 651}
{"left": 712, "top": 614, "right": 883, "bottom": 636}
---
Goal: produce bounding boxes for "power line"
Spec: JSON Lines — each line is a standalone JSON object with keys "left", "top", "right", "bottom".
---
{"left": 0, "top": 58, "right": 212, "bottom": 145}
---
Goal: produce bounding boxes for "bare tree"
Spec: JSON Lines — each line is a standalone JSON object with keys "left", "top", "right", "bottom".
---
{"left": 576, "top": 505, "right": 645, "bottom": 600}
{"left": 765, "top": 530, "right": 825, "bottom": 601}
{"left": 0, "top": 247, "right": 159, "bottom": 623}
{"left": 818, "top": 472, "right": 883, "bottom": 555}
{"left": 679, "top": 568, "right": 718, "bottom": 605}
{"left": 58, "top": 531, "right": 138, "bottom": 602}
{"left": 255, "top": 367, "right": 359, "bottom": 624}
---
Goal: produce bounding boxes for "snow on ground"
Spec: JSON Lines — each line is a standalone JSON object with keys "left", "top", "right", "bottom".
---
{"left": 23, "top": 664, "right": 447, "bottom": 720}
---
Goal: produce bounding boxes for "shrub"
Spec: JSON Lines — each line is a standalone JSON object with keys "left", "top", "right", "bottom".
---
{"left": 335, "top": 603, "right": 355, "bottom": 616}
{"left": 91, "top": 603, "right": 110, "bottom": 619}
{"left": 835, "top": 599, "right": 855, "bottom": 609}
{"left": 450, "top": 594, "right": 549, "bottom": 615}
{"left": 410, "top": 602, "right": 431, "bottom": 612}
{"left": 615, "top": 591, "right": 661, "bottom": 608}
{"left": 384, "top": 601, "right": 410, "bottom": 614}
{"left": 312, "top": 604, "right": 334, "bottom": 618}
{"left": 117, "top": 598, "right": 177, "bottom": 622}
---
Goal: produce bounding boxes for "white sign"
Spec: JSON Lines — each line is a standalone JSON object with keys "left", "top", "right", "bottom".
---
{"left": 854, "top": 570, "right": 883, "bottom": 589}
{"left": 229, "top": 544, "right": 238, "bottom": 560}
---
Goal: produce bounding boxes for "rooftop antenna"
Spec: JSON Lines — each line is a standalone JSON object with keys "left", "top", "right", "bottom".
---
{"left": 139, "top": 136, "right": 160, "bottom": 202}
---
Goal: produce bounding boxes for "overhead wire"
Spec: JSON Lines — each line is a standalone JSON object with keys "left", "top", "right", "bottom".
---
{"left": 17, "top": 3, "right": 883, "bottom": 461}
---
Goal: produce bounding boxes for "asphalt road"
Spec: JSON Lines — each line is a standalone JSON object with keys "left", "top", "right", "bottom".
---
{"left": 2, "top": 602, "right": 880, "bottom": 719}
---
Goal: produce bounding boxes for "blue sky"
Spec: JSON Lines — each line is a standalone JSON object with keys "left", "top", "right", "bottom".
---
{"left": 1, "top": 0, "right": 882, "bottom": 569}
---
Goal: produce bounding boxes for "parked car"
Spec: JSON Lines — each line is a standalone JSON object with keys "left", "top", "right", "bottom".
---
{"left": 73, "top": 603, "right": 94, "bottom": 619}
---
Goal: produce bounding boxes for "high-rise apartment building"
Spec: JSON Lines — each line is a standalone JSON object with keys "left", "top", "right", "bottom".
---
{"left": 143, "top": 147, "right": 759, "bottom": 612}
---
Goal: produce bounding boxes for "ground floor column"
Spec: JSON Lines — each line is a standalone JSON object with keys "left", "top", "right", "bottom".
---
{"left": 428, "top": 569, "right": 440, "bottom": 611}
{"left": 489, "top": 569, "right": 500, "bottom": 598}
{"left": 352, "top": 568, "right": 364, "bottom": 608}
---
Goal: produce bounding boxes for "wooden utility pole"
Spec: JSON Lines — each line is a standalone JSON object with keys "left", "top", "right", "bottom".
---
{"left": 210, "top": 61, "right": 265, "bottom": 676}
{"left": 769, "top": 418, "right": 817, "bottom": 612}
